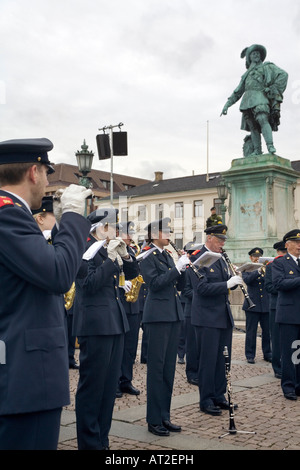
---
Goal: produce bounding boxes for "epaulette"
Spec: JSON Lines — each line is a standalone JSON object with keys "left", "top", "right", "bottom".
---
{"left": 0, "top": 196, "right": 14, "bottom": 208}
{"left": 274, "top": 255, "right": 284, "bottom": 260}
{"left": 87, "top": 237, "right": 91, "bottom": 242}
{"left": 142, "top": 246, "right": 151, "bottom": 251}
{"left": 192, "top": 249, "right": 200, "bottom": 256}
{"left": 166, "top": 249, "right": 172, "bottom": 254}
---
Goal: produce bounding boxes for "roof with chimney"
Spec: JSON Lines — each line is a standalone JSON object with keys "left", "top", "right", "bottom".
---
{"left": 45, "top": 163, "right": 150, "bottom": 197}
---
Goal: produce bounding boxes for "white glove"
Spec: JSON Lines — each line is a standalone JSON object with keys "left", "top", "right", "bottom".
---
{"left": 107, "top": 239, "right": 121, "bottom": 262}
{"left": 227, "top": 275, "right": 243, "bottom": 289}
{"left": 53, "top": 188, "right": 64, "bottom": 225}
{"left": 60, "top": 184, "right": 93, "bottom": 216}
{"left": 115, "top": 239, "right": 128, "bottom": 258}
{"left": 121, "top": 280, "right": 132, "bottom": 293}
{"left": 176, "top": 254, "right": 190, "bottom": 272}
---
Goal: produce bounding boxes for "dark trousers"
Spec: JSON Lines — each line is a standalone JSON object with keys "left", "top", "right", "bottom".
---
{"left": 0, "top": 408, "right": 62, "bottom": 450}
{"left": 140, "top": 322, "right": 148, "bottom": 363}
{"left": 185, "top": 317, "right": 199, "bottom": 381}
{"left": 120, "top": 313, "right": 141, "bottom": 387}
{"left": 269, "top": 308, "right": 281, "bottom": 376}
{"left": 75, "top": 334, "right": 124, "bottom": 450}
{"left": 144, "top": 321, "right": 181, "bottom": 424}
{"left": 194, "top": 325, "right": 232, "bottom": 408}
{"left": 279, "top": 323, "right": 300, "bottom": 395}
{"left": 245, "top": 311, "right": 271, "bottom": 359}
{"left": 177, "top": 318, "right": 186, "bottom": 359}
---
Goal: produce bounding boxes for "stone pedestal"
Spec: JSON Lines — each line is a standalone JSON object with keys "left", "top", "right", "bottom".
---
{"left": 223, "top": 154, "right": 299, "bottom": 263}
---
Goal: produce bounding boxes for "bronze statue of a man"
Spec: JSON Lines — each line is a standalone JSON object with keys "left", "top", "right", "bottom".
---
{"left": 221, "top": 44, "right": 288, "bottom": 156}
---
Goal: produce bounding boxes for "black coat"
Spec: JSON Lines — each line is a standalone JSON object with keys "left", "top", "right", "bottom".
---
{"left": 73, "top": 237, "right": 138, "bottom": 336}
{"left": 0, "top": 191, "right": 90, "bottom": 415}
{"left": 140, "top": 245, "right": 185, "bottom": 323}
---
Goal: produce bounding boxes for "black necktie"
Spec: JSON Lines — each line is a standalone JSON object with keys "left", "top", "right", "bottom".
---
{"left": 297, "top": 258, "right": 300, "bottom": 267}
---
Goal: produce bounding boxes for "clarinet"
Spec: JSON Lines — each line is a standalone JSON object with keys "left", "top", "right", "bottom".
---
{"left": 221, "top": 248, "right": 255, "bottom": 310}
{"left": 223, "top": 346, "right": 237, "bottom": 434}
{"left": 169, "top": 240, "right": 203, "bottom": 280}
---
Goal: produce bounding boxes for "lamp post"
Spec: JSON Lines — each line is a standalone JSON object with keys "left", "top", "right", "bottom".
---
{"left": 217, "top": 177, "right": 228, "bottom": 224}
{"left": 76, "top": 139, "right": 94, "bottom": 189}
{"left": 75, "top": 140, "right": 94, "bottom": 216}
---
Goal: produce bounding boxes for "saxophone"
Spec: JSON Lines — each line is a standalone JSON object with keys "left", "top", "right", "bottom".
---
{"left": 124, "top": 240, "right": 145, "bottom": 302}
{"left": 64, "top": 282, "right": 76, "bottom": 310}
{"left": 125, "top": 275, "right": 145, "bottom": 303}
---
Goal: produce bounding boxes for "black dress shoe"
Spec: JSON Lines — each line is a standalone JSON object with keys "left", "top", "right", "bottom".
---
{"left": 120, "top": 383, "right": 140, "bottom": 395}
{"left": 264, "top": 356, "right": 272, "bottom": 363}
{"left": 115, "top": 387, "right": 123, "bottom": 398}
{"left": 148, "top": 424, "right": 170, "bottom": 436}
{"left": 215, "top": 400, "right": 238, "bottom": 410}
{"left": 284, "top": 392, "right": 297, "bottom": 400}
{"left": 187, "top": 378, "right": 198, "bottom": 385}
{"left": 247, "top": 358, "right": 255, "bottom": 364}
{"left": 274, "top": 373, "right": 282, "bottom": 379}
{"left": 200, "top": 404, "right": 222, "bottom": 416}
{"left": 162, "top": 420, "right": 181, "bottom": 432}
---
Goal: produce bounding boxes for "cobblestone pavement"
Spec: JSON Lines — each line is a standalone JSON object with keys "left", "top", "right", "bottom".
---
{"left": 58, "top": 327, "right": 300, "bottom": 451}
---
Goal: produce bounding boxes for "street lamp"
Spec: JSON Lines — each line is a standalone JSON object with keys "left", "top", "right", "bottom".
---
{"left": 75, "top": 139, "right": 94, "bottom": 189}
{"left": 217, "top": 177, "right": 228, "bottom": 224}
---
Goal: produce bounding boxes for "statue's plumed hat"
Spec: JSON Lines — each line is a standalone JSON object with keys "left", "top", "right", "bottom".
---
{"left": 241, "top": 44, "right": 267, "bottom": 68}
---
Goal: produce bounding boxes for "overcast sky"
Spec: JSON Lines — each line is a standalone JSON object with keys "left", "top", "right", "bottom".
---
{"left": 1, "top": 0, "right": 300, "bottom": 180}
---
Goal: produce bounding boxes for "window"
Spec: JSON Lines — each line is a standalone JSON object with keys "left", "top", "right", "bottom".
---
{"left": 193, "top": 232, "right": 203, "bottom": 243}
{"left": 194, "top": 200, "right": 203, "bottom": 217}
{"left": 174, "top": 232, "right": 183, "bottom": 249}
{"left": 101, "top": 179, "right": 110, "bottom": 190}
{"left": 213, "top": 198, "right": 222, "bottom": 216}
{"left": 175, "top": 202, "right": 183, "bottom": 219}
{"left": 121, "top": 207, "right": 128, "bottom": 223}
{"left": 155, "top": 204, "right": 164, "bottom": 220}
{"left": 138, "top": 205, "right": 146, "bottom": 221}
{"left": 123, "top": 184, "right": 135, "bottom": 190}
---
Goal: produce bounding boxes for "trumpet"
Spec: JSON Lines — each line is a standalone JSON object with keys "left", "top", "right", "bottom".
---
{"left": 169, "top": 240, "right": 203, "bottom": 280}
{"left": 221, "top": 248, "right": 255, "bottom": 309}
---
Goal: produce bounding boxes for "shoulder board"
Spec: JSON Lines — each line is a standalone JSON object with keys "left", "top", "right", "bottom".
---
{"left": 166, "top": 249, "right": 172, "bottom": 254}
{"left": 87, "top": 237, "right": 91, "bottom": 242}
{"left": 274, "top": 255, "right": 283, "bottom": 260}
{"left": 0, "top": 196, "right": 14, "bottom": 208}
{"left": 142, "top": 246, "right": 151, "bottom": 251}
{"left": 192, "top": 249, "right": 200, "bottom": 256}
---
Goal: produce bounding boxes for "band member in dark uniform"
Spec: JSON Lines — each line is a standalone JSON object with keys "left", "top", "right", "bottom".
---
{"left": 118, "top": 221, "right": 141, "bottom": 396}
{"left": 264, "top": 241, "right": 286, "bottom": 378}
{"left": 242, "top": 247, "right": 271, "bottom": 364}
{"left": 140, "top": 217, "right": 188, "bottom": 436}
{"left": 0, "top": 138, "right": 91, "bottom": 450}
{"left": 182, "top": 242, "right": 202, "bottom": 385}
{"left": 33, "top": 197, "right": 79, "bottom": 370}
{"left": 191, "top": 225, "right": 243, "bottom": 416}
{"left": 272, "top": 230, "right": 300, "bottom": 400}
{"left": 73, "top": 208, "right": 138, "bottom": 450}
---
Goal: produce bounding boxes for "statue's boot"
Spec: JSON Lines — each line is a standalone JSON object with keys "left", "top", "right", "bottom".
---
{"left": 257, "top": 113, "right": 276, "bottom": 154}
{"left": 250, "top": 130, "right": 262, "bottom": 155}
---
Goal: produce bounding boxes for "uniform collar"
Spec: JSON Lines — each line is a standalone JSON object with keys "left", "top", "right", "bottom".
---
{"left": 1, "top": 190, "right": 31, "bottom": 213}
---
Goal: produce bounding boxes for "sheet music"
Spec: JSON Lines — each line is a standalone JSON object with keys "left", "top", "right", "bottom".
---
{"left": 192, "top": 251, "right": 222, "bottom": 268}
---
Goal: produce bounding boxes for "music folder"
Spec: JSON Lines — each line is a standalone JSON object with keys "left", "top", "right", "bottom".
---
{"left": 236, "top": 262, "right": 263, "bottom": 273}
{"left": 192, "top": 251, "right": 222, "bottom": 268}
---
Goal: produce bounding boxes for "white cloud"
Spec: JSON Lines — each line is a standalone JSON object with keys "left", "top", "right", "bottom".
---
{"left": 0, "top": 0, "right": 300, "bottom": 179}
